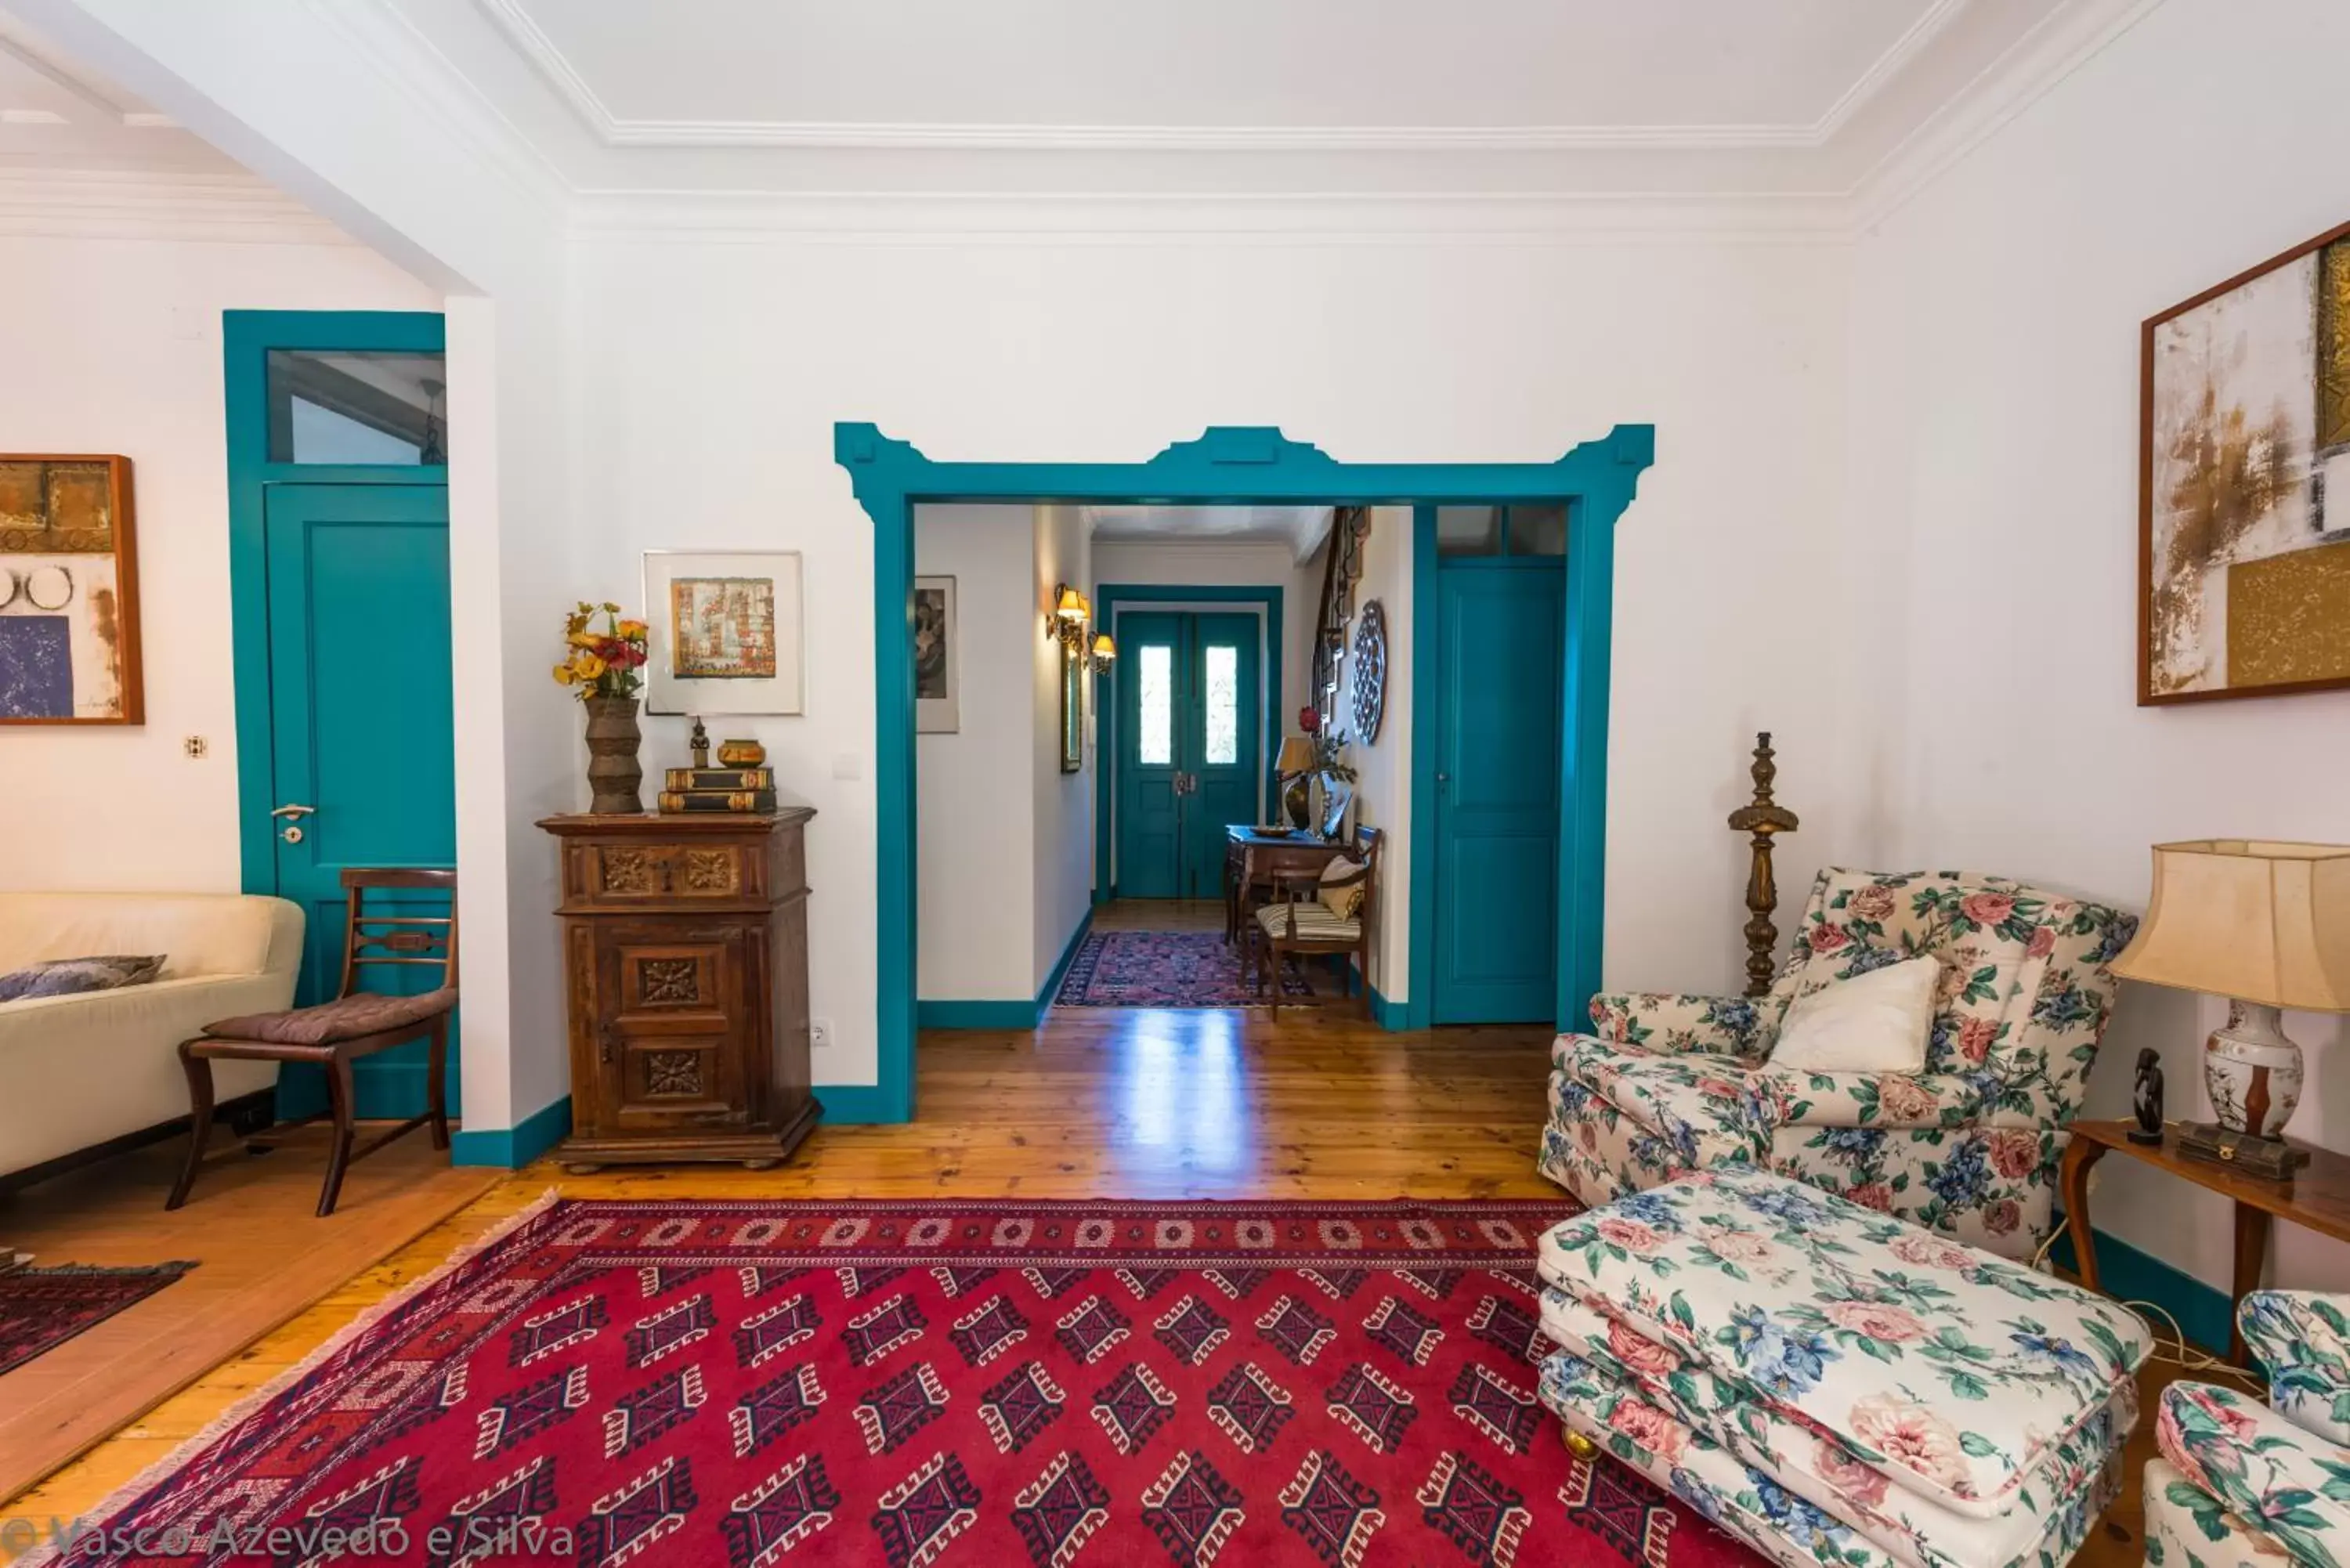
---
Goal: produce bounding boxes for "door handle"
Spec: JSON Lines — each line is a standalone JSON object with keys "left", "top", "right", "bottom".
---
{"left": 273, "top": 802, "right": 315, "bottom": 844}
{"left": 270, "top": 803, "right": 316, "bottom": 818}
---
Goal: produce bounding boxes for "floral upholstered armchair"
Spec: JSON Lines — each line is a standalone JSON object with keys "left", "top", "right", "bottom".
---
{"left": 2148, "top": 1291, "right": 2350, "bottom": 1568}
{"left": 1537, "top": 868, "right": 2136, "bottom": 1259}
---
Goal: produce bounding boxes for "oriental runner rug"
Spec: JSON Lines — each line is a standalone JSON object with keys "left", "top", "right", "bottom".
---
{"left": 0, "top": 1259, "right": 193, "bottom": 1376}
{"left": 1054, "top": 931, "right": 1329, "bottom": 1008}
{"left": 34, "top": 1198, "right": 1758, "bottom": 1568}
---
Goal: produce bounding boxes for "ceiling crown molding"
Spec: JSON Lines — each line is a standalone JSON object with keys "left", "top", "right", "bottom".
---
{"left": 0, "top": 167, "right": 355, "bottom": 243}
{"left": 475, "top": 0, "right": 1957, "bottom": 156}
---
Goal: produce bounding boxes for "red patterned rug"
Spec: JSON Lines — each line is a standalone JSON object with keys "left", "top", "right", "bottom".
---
{"left": 1055, "top": 931, "right": 1338, "bottom": 1008}
{"left": 0, "top": 1259, "right": 192, "bottom": 1376}
{"left": 36, "top": 1198, "right": 1757, "bottom": 1568}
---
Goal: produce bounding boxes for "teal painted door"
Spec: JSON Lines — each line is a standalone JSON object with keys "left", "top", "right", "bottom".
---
{"left": 1432, "top": 562, "right": 1564, "bottom": 1023}
{"left": 1114, "top": 612, "right": 1260, "bottom": 899}
{"left": 262, "top": 484, "right": 457, "bottom": 1115}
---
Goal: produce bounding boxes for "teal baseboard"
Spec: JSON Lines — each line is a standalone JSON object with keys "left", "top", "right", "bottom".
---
{"left": 450, "top": 1094, "right": 572, "bottom": 1169}
{"left": 2049, "top": 1213, "right": 2233, "bottom": 1355}
{"left": 920, "top": 909, "right": 1096, "bottom": 1031}
{"left": 1037, "top": 907, "right": 1094, "bottom": 1017}
{"left": 1367, "top": 983, "right": 1409, "bottom": 1031}
{"left": 916, "top": 999, "right": 1036, "bottom": 1029}
{"left": 815, "top": 1082, "right": 909, "bottom": 1123}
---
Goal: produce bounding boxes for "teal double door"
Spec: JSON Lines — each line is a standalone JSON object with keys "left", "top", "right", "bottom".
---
{"left": 1430, "top": 553, "right": 1565, "bottom": 1024}
{"left": 1115, "top": 612, "right": 1262, "bottom": 899}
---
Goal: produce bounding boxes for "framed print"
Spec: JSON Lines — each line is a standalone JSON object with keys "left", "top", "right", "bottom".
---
{"left": 913, "top": 575, "right": 956, "bottom": 733}
{"left": 642, "top": 550, "right": 804, "bottom": 716}
{"left": 0, "top": 454, "right": 141, "bottom": 724}
{"left": 1058, "top": 645, "right": 1083, "bottom": 773}
{"left": 2141, "top": 218, "right": 2350, "bottom": 703}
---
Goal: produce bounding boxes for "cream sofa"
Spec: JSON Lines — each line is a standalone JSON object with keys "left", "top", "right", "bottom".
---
{"left": 0, "top": 892, "right": 304, "bottom": 1183}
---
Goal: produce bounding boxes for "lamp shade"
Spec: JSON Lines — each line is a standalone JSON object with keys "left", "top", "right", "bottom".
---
{"left": 1054, "top": 587, "right": 1087, "bottom": 621}
{"left": 1091, "top": 633, "right": 1115, "bottom": 659}
{"left": 2111, "top": 840, "right": 2350, "bottom": 1010}
{"left": 1274, "top": 735, "right": 1317, "bottom": 775}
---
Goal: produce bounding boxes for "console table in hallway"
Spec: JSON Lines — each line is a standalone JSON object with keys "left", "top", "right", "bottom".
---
{"left": 1222, "top": 824, "right": 1350, "bottom": 943}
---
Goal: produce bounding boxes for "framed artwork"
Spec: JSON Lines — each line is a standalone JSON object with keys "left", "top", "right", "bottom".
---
{"left": 642, "top": 550, "right": 804, "bottom": 715}
{"left": 2141, "top": 219, "right": 2350, "bottom": 703}
{"left": 1058, "top": 646, "right": 1083, "bottom": 773}
{"left": 0, "top": 454, "right": 141, "bottom": 724}
{"left": 913, "top": 576, "right": 956, "bottom": 733}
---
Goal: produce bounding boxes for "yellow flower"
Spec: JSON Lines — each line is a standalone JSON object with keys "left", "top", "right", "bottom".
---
{"left": 617, "top": 619, "right": 649, "bottom": 641}
{"left": 601, "top": 602, "right": 621, "bottom": 614}
{"left": 572, "top": 652, "right": 607, "bottom": 681}
{"left": 568, "top": 630, "right": 599, "bottom": 649}
{"left": 552, "top": 662, "right": 577, "bottom": 685}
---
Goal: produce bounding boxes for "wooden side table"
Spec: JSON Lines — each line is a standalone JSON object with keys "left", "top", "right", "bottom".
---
{"left": 2060, "top": 1118, "right": 2350, "bottom": 1366}
{"left": 1222, "top": 826, "right": 1349, "bottom": 943}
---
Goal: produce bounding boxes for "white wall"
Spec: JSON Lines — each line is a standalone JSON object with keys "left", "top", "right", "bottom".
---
{"left": 0, "top": 233, "right": 437, "bottom": 891}
{"left": 913, "top": 504, "right": 1037, "bottom": 1002}
{"left": 1032, "top": 504, "right": 1094, "bottom": 990}
{"left": 1845, "top": 0, "right": 2350, "bottom": 1289}
{"left": 1343, "top": 508, "right": 1415, "bottom": 995}
{"left": 575, "top": 234, "right": 1852, "bottom": 1090}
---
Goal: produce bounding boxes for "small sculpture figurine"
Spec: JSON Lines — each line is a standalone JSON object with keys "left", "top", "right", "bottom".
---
{"left": 2130, "top": 1046, "right": 2165, "bottom": 1144}
{"left": 689, "top": 716, "right": 710, "bottom": 770}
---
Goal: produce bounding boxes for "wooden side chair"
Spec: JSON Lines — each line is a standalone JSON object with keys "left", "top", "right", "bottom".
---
{"left": 167, "top": 868, "right": 457, "bottom": 1217}
{"left": 1248, "top": 826, "right": 1381, "bottom": 1018}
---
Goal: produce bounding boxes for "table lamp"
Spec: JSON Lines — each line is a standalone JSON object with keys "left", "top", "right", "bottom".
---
{"left": 1275, "top": 735, "right": 1318, "bottom": 831}
{"left": 2110, "top": 840, "right": 2350, "bottom": 1154}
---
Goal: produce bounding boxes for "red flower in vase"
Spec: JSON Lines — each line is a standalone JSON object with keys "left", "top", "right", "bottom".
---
{"left": 1299, "top": 706, "right": 1321, "bottom": 733}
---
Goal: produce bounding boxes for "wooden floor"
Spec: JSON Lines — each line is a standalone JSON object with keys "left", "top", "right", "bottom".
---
{"left": 5, "top": 982, "right": 2200, "bottom": 1566}
{"left": 0, "top": 1122, "right": 497, "bottom": 1508}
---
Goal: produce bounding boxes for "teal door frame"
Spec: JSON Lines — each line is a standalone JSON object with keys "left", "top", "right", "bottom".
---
{"left": 1092, "top": 583, "right": 1284, "bottom": 903}
{"left": 836, "top": 424, "right": 1654, "bottom": 1122}
{"left": 223, "top": 311, "right": 449, "bottom": 1117}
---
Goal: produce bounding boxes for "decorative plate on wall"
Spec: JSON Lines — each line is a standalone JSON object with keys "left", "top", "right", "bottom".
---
{"left": 1351, "top": 598, "right": 1387, "bottom": 744}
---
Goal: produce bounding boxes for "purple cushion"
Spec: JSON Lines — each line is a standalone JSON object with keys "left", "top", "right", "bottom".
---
{"left": 204, "top": 987, "right": 456, "bottom": 1046}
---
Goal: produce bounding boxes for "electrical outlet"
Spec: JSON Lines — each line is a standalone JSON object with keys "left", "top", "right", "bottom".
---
{"left": 183, "top": 735, "right": 208, "bottom": 759}
{"left": 810, "top": 1019, "right": 833, "bottom": 1052}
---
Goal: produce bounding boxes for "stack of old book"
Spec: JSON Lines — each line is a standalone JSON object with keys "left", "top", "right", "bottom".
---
{"left": 657, "top": 766, "right": 776, "bottom": 815}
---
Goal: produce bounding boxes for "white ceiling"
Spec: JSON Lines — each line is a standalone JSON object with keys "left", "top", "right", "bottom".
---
{"left": 0, "top": 10, "right": 234, "bottom": 175}
{"left": 0, "top": 0, "right": 2117, "bottom": 217}
{"left": 489, "top": 0, "right": 1938, "bottom": 144}
{"left": 1088, "top": 505, "right": 1334, "bottom": 562}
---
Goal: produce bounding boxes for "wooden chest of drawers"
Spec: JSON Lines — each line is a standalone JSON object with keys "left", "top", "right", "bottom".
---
{"left": 539, "top": 810, "right": 819, "bottom": 1170}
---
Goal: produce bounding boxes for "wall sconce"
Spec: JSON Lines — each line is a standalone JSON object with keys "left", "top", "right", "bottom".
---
{"left": 1090, "top": 632, "right": 1116, "bottom": 674}
{"left": 1047, "top": 583, "right": 1090, "bottom": 656}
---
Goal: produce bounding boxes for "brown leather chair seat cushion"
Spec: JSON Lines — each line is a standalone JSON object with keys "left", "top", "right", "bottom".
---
{"left": 204, "top": 987, "right": 457, "bottom": 1046}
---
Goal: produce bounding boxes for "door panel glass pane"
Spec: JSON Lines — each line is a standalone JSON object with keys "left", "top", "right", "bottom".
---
{"left": 266, "top": 350, "right": 448, "bottom": 464}
{"left": 1203, "top": 645, "right": 1238, "bottom": 764}
{"left": 1138, "top": 645, "right": 1173, "bottom": 764}
{"left": 1435, "top": 506, "right": 1501, "bottom": 556}
{"left": 1507, "top": 504, "right": 1568, "bottom": 556}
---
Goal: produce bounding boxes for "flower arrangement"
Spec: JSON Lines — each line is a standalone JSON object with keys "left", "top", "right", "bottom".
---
{"left": 553, "top": 602, "right": 649, "bottom": 701}
{"left": 1297, "top": 704, "right": 1358, "bottom": 783}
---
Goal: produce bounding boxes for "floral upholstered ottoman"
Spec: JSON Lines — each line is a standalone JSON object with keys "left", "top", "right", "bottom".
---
{"left": 1532, "top": 1165, "right": 2150, "bottom": 1568}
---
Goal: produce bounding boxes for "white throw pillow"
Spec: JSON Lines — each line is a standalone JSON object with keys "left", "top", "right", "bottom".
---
{"left": 1767, "top": 956, "right": 1937, "bottom": 1073}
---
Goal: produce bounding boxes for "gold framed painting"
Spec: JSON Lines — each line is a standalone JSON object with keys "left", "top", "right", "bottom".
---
{"left": 0, "top": 454, "right": 141, "bottom": 724}
{"left": 2141, "top": 219, "right": 2350, "bottom": 703}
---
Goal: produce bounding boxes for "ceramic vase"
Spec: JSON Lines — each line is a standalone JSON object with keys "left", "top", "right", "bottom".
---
{"left": 2203, "top": 999, "right": 2303, "bottom": 1139}
{"left": 583, "top": 697, "right": 644, "bottom": 815}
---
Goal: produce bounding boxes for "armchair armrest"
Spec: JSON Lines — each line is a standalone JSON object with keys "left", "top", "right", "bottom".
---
{"left": 2158, "top": 1380, "right": 2350, "bottom": 1563}
{"left": 2241, "top": 1292, "right": 2350, "bottom": 1444}
{"left": 1745, "top": 1068, "right": 1993, "bottom": 1131}
{"left": 1587, "top": 992, "right": 1776, "bottom": 1062}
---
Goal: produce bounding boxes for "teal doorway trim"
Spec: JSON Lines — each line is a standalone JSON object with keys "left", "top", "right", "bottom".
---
{"left": 1092, "top": 583, "right": 1284, "bottom": 903}
{"left": 224, "top": 310, "right": 450, "bottom": 1122}
{"left": 835, "top": 424, "right": 1655, "bottom": 1122}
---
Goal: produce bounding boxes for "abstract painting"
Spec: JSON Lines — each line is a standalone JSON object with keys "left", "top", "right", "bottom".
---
{"left": 2142, "top": 220, "right": 2350, "bottom": 703}
{"left": 670, "top": 576, "right": 776, "bottom": 678}
{"left": 0, "top": 455, "right": 141, "bottom": 724}
{"left": 642, "top": 550, "right": 803, "bottom": 715}
{"left": 913, "top": 576, "right": 956, "bottom": 732}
